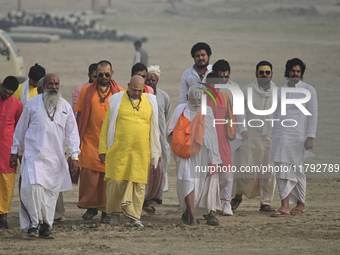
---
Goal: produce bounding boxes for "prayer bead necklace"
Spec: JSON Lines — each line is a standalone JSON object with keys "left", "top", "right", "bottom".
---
{"left": 46, "top": 107, "right": 56, "bottom": 121}
{"left": 127, "top": 91, "right": 141, "bottom": 111}
{"left": 97, "top": 85, "right": 112, "bottom": 103}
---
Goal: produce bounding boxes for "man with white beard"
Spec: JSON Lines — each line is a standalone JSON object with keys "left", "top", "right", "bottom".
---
{"left": 10, "top": 73, "right": 80, "bottom": 239}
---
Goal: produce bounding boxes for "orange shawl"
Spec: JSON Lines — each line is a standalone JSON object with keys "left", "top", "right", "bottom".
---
{"left": 172, "top": 109, "right": 205, "bottom": 159}
{"left": 78, "top": 79, "right": 121, "bottom": 142}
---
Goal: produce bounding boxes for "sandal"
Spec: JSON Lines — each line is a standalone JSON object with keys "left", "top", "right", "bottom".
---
{"left": 206, "top": 215, "right": 219, "bottom": 226}
{"left": 270, "top": 210, "right": 291, "bottom": 217}
{"left": 189, "top": 218, "right": 200, "bottom": 227}
{"left": 231, "top": 197, "right": 243, "bottom": 211}
{"left": 0, "top": 220, "right": 8, "bottom": 229}
{"left": 182, "top": 213, "right": 190, "bottom": 224}
{"left": 82, "top": 208, "right": 98, "bottom": 220}
{"left": 259, "top": 204, "right": 276, "bottom": 212}
{"left": 100, "top": 212, "right": 110, "bottom": 224}
{"left": 290, "top": 208, "right": 306, "bottom": 216}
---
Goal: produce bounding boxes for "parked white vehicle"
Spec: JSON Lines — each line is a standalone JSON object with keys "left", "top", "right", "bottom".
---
{"left": 0, "top": 29, "right": 25, "bottom": 83}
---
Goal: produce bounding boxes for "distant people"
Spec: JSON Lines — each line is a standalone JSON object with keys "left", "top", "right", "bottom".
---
{"left": 178, "top": 42, "right": 212, "bottom": 104}
{"left": 13, "top": 63, "right": 46, "bottom": 107}
{"left": 99, "top": 75, "right": 161, "bottom": 227}
{"left": 143, "top": 65, "right": 171, "bottom": 212}
{"left": 133, "top": 40, "right": 148, "bottom": 67}
{"left": 232, "top": 61, "right": 277, "bottom": 212}
{"left": 270, "top": 58, "right": 318, "bottom": 217}
{"left": 131, "top": 62, "right": 154, "bottom": 94}
{"left": 75, "top": 60, "right": 125, "bottom": 223}
{"left": 0, "top": 76, "right": 22, "bottom": 229}
{"left": 167, "top": 86, "right": 222, "bottom": 226}
{"left": 72, "top": 63, "right": 98, "bottom": 116}
{"left": 204, "top": 72, "right": 236, "bottom": 216}
{"left": 10, "top": 73, "right": 80, "bottom": 239}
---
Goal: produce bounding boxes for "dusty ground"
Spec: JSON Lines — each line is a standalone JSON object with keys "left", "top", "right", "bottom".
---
{"left": 0, "top": 0, "right": 340, "bottom": 254}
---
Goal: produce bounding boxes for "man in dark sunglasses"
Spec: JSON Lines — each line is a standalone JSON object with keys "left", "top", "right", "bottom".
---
{"left": 75, "top": 60, "right": 125, "bottom": 224}
{"left": 232, "top": 60, "right": 277, "bottom": 213}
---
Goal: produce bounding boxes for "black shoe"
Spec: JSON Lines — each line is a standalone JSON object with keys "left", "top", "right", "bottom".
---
{"left": 0, "top": 220, "right": 8, "bottom": 229}
{"left": 27, "top": 227, "right": 39, "bottom": 238}
{"left": 39, "top": 227, "right": 55, "bottom": 239}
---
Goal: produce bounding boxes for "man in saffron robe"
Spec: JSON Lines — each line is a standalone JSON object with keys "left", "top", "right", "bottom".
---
{"left": 0, "top": 76, "right": 22, "bottom": 229}
{"left": 99, "top": 75, "right": 161, "bottom": 227}
{"left": 75, "top": 60, "right": 125, "bottom": 222}
{"left": 167, "top": 86, "right": 222, "bottom": 226}
{"left": 204, "top": 72, "right": 236, "bottom": 216}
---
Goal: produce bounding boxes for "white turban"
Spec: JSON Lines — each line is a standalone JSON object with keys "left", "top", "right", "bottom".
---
{"left": 148, "top": 65, "right": 161, "bottom": 79}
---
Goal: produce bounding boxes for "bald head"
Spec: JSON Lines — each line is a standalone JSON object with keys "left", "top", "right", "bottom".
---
{"left": 128, "top": 75, "right": 144, "bottom": 100}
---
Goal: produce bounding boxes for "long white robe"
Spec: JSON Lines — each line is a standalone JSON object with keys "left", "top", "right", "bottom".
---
{"left": 233, "top": 81, "right": 277, "bottom": 204}
{"left": 167, "top": 104, "right": 222, "bottom": 215}
{"left": 11, "top": 94, "right": 80, "bottom": 230}
{"left": 270, "top": 81, "right": 318, "bottom": 203}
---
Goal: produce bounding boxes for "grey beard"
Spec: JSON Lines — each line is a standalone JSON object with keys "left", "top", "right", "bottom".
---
{"left": 43, "top": 89, "right": 61, "bottom": 111}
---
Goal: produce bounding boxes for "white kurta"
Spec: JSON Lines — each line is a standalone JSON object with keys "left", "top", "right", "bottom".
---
{"left": 178, "top": 65, "right": 212, "bottom": 105}
{"left": 270, "top": 81, "right": 318, "bottom": 203}
{"left": 167, "top": 104, "right": 222, "bottom": 215}
{"left": 233, "top": 80, "right": 277, "bottom": 204}
{"left": 11, "top": 94, "right": 80, "bottom": 230}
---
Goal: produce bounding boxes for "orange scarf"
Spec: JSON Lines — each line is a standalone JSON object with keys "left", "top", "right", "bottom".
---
{"left": 172, "top": 109, "right": 205, "bottom": 158}
{"left": 78, "top": 79, "right": 121, "bottom": 142}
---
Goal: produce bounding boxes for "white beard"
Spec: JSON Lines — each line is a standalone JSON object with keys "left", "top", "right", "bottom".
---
{"left": 43, "top": 89, "right": 62, "bottom": 111}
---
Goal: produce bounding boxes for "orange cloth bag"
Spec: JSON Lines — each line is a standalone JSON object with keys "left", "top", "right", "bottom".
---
{"left": 172, "top": 109, "right": 205, "bottom": 158}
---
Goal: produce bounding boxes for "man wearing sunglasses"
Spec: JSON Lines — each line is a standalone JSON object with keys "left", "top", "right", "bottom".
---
{"left": 232, "top": 60, "right": 277, "bottom": 213}
{"left": 75, "top": 60, "right": 125, "bottom": 223}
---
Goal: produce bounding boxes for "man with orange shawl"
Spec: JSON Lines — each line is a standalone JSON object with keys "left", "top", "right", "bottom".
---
{"left": 75, "top": 60, "right": 125, "bottom": 223}
{"left": 167, "top": 86, "right": 222, "bottom": 226}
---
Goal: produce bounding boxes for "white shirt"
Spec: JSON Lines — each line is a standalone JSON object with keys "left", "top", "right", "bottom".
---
{"left": 270, "top": 81, "right": 318, "bottom": 164}
{"left": 11, "top": 94, "right": 80, "bottom": 193}
{"left": 178, "top": 64, "right": 212, "bottom": 105}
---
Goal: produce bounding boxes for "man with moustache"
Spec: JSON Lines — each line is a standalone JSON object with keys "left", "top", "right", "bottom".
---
{"left": 178, "top": 42, "right": 212, "bottom": 104}
{"left": 10, "top": 74, "right": 80, "bottom": 238}
{"left": 270, "top": 58, "right": 317, "bottom": 217}
{"left": 75, "top": 60, "right": 125, "bottom": 223}
{"left": 232, "top": 61, "right": 277, "bottom": 212}
{"left": 143, "top": 65, "right": 171, "bottom": 213}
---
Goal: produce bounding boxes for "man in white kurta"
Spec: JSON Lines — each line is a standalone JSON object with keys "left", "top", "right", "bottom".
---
{"left": 10, "top": 74, "right": 80, "bottom": 238}
{"left": 178, "top": 42, "right": 212, "bottom": 104}
{"left": 232, "top": 61, "right": 277, "bottom": 212}
{"left": 270, "top": 58, "right": 317, "bottom": 217}
{"left": 167, "top": 87, "right": 222, "bottom": 226}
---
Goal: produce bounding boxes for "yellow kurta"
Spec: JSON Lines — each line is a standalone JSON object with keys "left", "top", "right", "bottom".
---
{"left": 99, "top": 92, "right": 152, "bottom": 184}
{"left": 13, "top": 82, "right": 38, "bottom": 101}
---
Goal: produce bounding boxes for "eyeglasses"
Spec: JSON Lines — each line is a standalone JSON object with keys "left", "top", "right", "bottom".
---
{"left": 258, "top": 70, "right": 271, "bottom": 75}
{"left": 98, "top": 72, "right": 111, "bottom": 78}
{"left": 219, "top": 75, "right": 230, "bottom": 79}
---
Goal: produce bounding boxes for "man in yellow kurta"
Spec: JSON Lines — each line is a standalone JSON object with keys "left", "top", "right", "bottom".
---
{"left": 13, "top": 63, "right": 46, "bottom": 107}
{"left": 75, "top": 60, "right": 125, "bottom": 222}
{"left": 99, "top": 75, "right": 161, "bottom": 227}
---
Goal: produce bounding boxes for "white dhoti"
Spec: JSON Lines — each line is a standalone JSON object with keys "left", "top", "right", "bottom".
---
{"left": 20, "top": 171, "right": 58, "bottom": 231}
{"left": 275, "top": 162, "right": 306, "bottom": 204}
{"left": 177, "top": 175, "right": 221, "bottom": 216}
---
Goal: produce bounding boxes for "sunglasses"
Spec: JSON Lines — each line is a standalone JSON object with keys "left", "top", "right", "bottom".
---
{"left": 219, "top": 75, "right": 230, "bottom": 79}
{"left": 258, "top": 70, "right": 271, "bottom": 75}
{"left": 98, "top": 72, "right": 111, "bottom": 78}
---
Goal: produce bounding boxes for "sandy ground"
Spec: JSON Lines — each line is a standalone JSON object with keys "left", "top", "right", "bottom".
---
{"left": 0, "top": 0, "right": 340, "bottom": 254}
